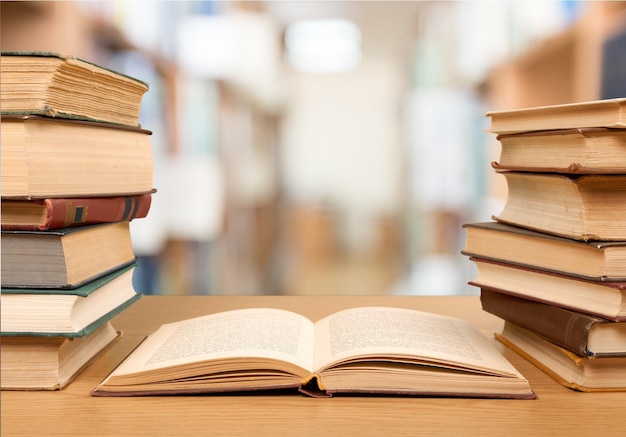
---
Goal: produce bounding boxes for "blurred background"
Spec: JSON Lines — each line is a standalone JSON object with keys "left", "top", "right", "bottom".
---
{"left": 3, "top": 1, "right": 626, "bottom": 296}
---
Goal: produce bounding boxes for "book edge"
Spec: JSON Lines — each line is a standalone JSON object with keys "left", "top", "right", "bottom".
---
{"left": 1, "top": 50, "right": 149, "bottom": 89}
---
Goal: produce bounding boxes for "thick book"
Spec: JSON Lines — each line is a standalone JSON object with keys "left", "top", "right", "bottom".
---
{"left": 1, "top": 194, "right": 152, "bottom": 230}
{"left": 1, "top": 221, "right": 136, "bottom": 289}
{"left": 493, "top": 128, "right": 626, "bottom": 173}
{"left": 480, "top": 288, "right": 626, "bottom": 357}
{"left": 92, "top": 306, "right": 535, "bottom": 399}
{"left": 493, "top": 172, "right": 626, "bottom": 241}
{"left": 485, "top": 97, "right": 626, "bottom": 134}
{"left": 463, "top": 221, "right": 626, "bottom": 281}
{"left": 0, "top": 51, "right": 148, "bottom": 127}
{"left": 1, "top": 322, "right": 121, "bottom": 391}
{"left": 468, "top": 257, "right": 626, "bottom": 322}
{"left": 1, "top": 264, "right": 141, "bottom": 337}
{"left": 496, "top": 321, "right": 626, "bottom": 392}
{"left": 1, "top": 115, "right": 154, "bottom": 199}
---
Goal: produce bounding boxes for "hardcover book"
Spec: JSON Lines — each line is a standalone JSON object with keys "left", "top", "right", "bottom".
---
{"left": 1, "top": 115, "right": 154, "bottom": 199}
{"left": 497, "top": 321, "right": 626, "bottom": 392}
{"left": 468, "top": 257, "right": 626, "bottom": 322}
{"left": 1, "top": 221, "right": 136, "bottom": 289}
{"left": 1, "top": 322, "right": 121, "bottom": 391}
{"left": 1, "top": 194, "right": 152, "bottom": 230}
{"left": 1, "top": 264, "right": 141, "bottom": 337}
{"left": 493, "top": 128, "right": 626, "bottom": 173}
{"left": 486, "top": 97, "right": 626, "bottom": 134}
{"left": 92, "top": 306, "right": 535, "bottom": 399}
{"left": 480, "top": 288, "right": 626, "bottom": 357}
{"left": 463, "top": 221, "right": 626, "bottom": 281}
{"left": 0, "top": 51, "right": 148, "bottom": 127}
{"left": 493, "top": 172, "right": 626, "bottom": 241}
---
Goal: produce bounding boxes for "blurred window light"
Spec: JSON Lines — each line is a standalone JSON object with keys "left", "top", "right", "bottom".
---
{"left": 285, "top": 19, "right": 361, "bottom": 73}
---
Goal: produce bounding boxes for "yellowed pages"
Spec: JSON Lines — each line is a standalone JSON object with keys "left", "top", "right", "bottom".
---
{"left": 313, "top": 306, "right": 522, "bottom": 377}
{"left": 105, "top": 308, "right": 316, "bottom": 383}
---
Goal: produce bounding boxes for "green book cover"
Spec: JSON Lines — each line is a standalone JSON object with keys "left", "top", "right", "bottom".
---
{"left": 0, "top": 293, "right": 142, "bottom": 338}
{"left": 1, "top": 264, "right": 142, "bottom": 337}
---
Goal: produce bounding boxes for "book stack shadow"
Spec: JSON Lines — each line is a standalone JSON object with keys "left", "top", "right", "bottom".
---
{"left": 1, "top": 52, "right": 155, "bottom": 390}
{"left": 463, "top": 98, "right": 626, "bottom": 392}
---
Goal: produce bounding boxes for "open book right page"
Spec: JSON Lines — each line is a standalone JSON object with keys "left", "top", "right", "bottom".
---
{"left": 312, "top": 306, "right": 524, "bottom": 377}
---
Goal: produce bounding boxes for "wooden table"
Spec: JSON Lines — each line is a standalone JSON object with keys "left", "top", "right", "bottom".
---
{"left": 3, "top": 295, "right": 626, "bottom": 436}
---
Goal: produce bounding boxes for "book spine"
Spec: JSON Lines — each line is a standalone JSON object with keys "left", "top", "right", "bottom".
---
{"left": 2, "top": 194, "right": 152, "bottom": 231}
{"left": 480, "top": 288, "right": 599, "bottom": 356}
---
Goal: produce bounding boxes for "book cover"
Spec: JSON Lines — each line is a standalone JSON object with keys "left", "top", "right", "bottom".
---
{"left": 1, "top": 222, "right": 137, "bottom": 289}
{"left": 486, "top": 97, "right": 626, "bottom": 134}
{"left": 1, "top": 194, "right": 152, "bottom": 230}
{"left": 496, "top": 321, "right": 626, "bottom": 392}
{"left": 480, "top": 288, "right": 626, "bottom": 357}
{"left": 1, "top": 262, "right": 136, "bottom": 296}
{"left": 463, "top": 221, "right": 626, "bottom": 281}
{"left": 1, "top": 292, "right": 140, "bottom": 338}
{"left": 1, "top": 264, "right": 142, "bottom": 336}
{"left": 468, "top": 256, "right": 626, "bottom": 322}
{"left": 492, "top": 128, "right": 626, "bottom": 174}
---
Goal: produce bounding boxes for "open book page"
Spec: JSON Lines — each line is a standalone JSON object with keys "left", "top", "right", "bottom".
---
{"left": 108, "top": 308, "right": 316, "bottom": 378}
{"left": 313, "top": 307, "right": 522, "bottom": 377}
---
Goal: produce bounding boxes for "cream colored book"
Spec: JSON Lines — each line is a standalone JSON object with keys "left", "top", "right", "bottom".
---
{"left": 92, "top": 306, "right": 535, "bottom": 399}
{"left": 497, "top": 321, "right": 626, "bottom": 392}
{"left": 1, "top": 51, "right": 148, "bottom": 127}
{"left": 1, "top": 115, "right": 154, "bottom": 199}
{"left": 493, "top": 128, "right": 626, "bottom": 173}
{"left": 494, "top": 172, "right": 626, "bottom": 241}
{"left": 1, "top": 322, "right": 121, "bottom": 391}
{"left": 468, "top": 257, "right": 626, "bottom": 322}
{"left": 486, "top": 98, "right": 626, "bottom": 134}
{"left": 463, "top": 222, "right": 626, "bottom": 281}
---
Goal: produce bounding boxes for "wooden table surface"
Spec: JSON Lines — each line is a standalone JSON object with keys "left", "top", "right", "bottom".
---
{"left": 3, "top": 295, "right": 626, "bottom": 436}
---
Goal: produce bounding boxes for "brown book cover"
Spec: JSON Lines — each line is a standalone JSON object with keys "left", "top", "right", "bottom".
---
{"left": 480, "top": 288, "right": 626, "bottom": 357}
{"left": 1, "top": 194, "right": 152, "bottom": 231}
{"left": 496, "top": 322, "right": 626, "bottom": 392}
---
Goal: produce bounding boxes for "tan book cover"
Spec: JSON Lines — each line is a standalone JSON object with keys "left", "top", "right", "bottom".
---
{"left": 486, "top": 98, "right": 626, "bottom": 134}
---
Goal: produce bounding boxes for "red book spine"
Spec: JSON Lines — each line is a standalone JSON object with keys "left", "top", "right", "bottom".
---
{"left": 2, "top": 194, "right": 152, "bottom": 230}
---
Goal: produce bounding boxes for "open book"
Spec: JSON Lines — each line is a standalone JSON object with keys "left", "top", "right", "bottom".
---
{"left": 92, "top": 306, "right": 535, "bottom": 399}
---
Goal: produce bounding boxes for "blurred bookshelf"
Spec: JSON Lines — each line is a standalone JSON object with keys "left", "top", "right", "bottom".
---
{"left": 3, "top": 1, "right": 625, "bottom": 297}
{"left": 1, "top": 1, "right": 282, "bottom": 296}
{"left": 479, "top": 1, "right": 626, "bottom": 216}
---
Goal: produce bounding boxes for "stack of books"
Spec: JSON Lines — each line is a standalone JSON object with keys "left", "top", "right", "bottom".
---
{"left": 463, "top": 98, "right": 626, "bottom": 392}
{"left": 1, "top": 52, "right": 154, "bottom": 390}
